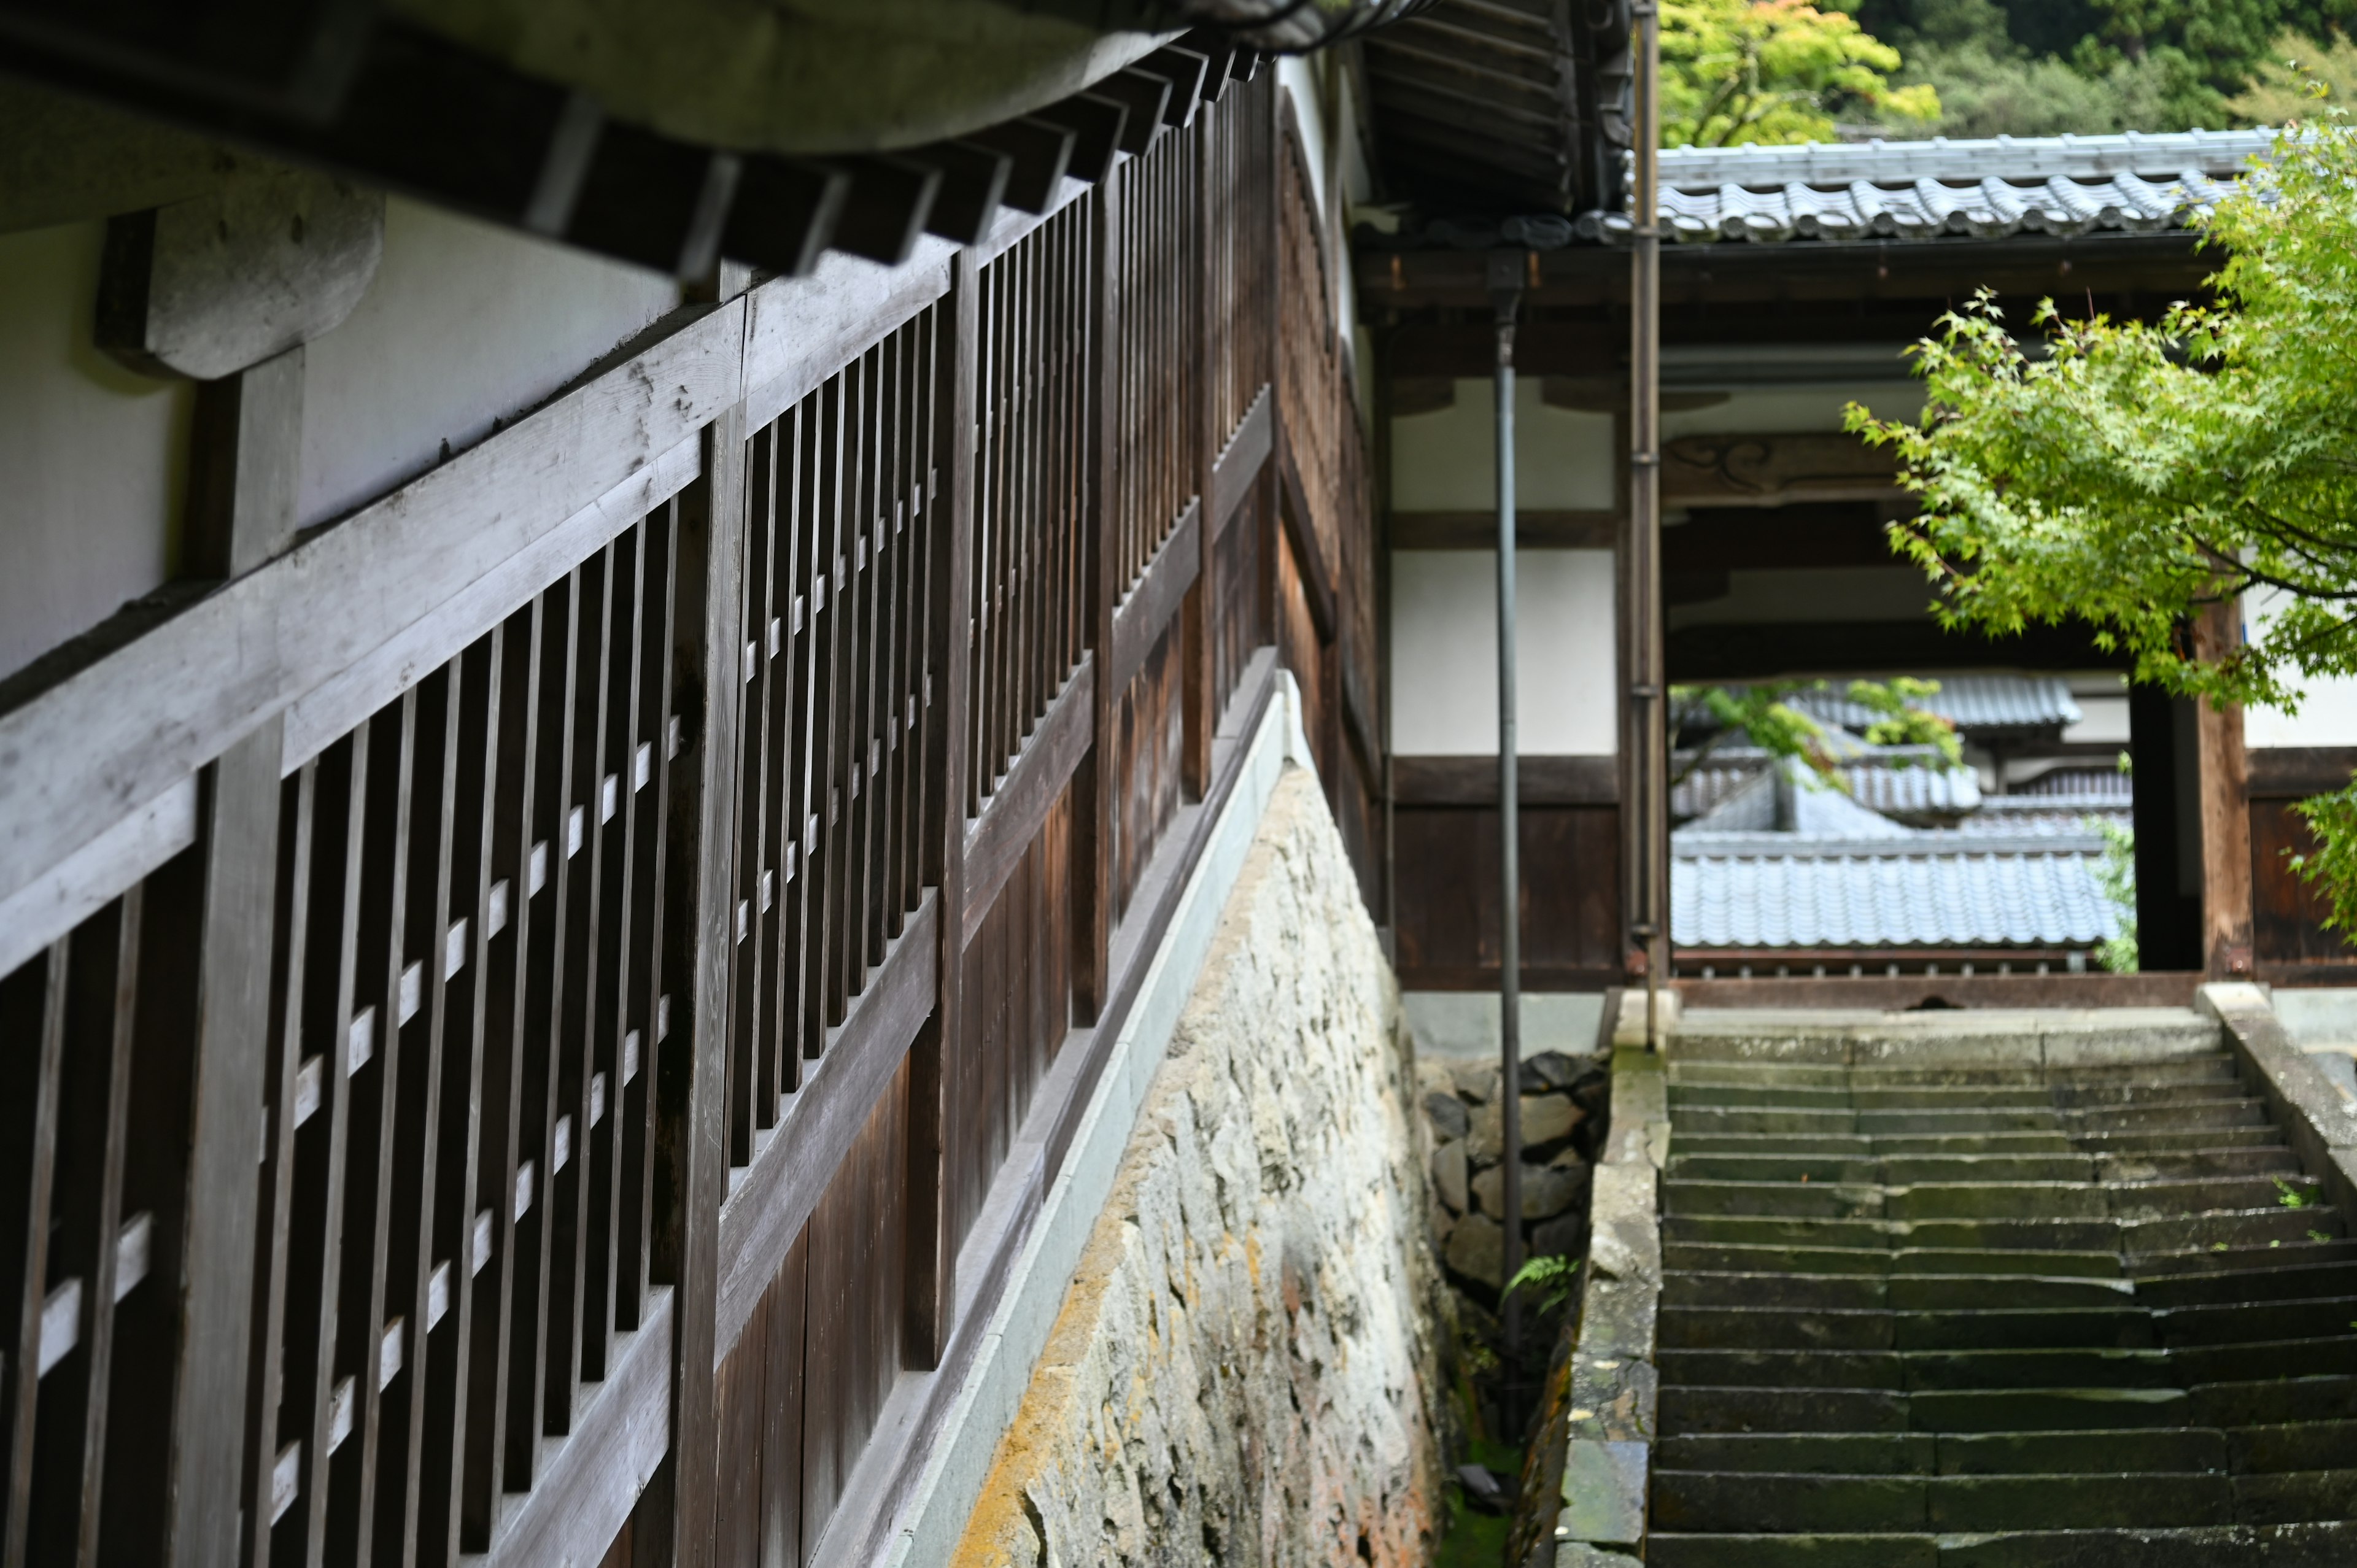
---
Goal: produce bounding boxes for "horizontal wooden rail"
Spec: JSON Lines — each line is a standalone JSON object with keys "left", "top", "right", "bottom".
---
{"left": 1392, "top": 754, "right": 1620, "bottom": 806}
{"left": 1276, "top": 444, "right": 1339, "bottom": 642}
{"left": 0, "top": 301, "right": 746, "bottom": 909}
{"left": 1108, "top": 509, "right": 1199, "bottom": 696}
{"left": 961, "top": 662, "right": 1096, "bottom": 947}
{"left": 1207, "top": 385, "right": 1272, "bottom": 533}
{"left": 466, "top": 1288, "right": 674, "bottom": 1567}
{"left": 713, "top": 892, "right": 939, "bottom": 1364}
{"left": 0, "top": 778, "right": 193, "bottom": 978}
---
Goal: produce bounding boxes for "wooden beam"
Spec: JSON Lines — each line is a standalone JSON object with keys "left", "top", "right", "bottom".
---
{"left": 1109, "top": 506, "right": 1201, "bottom": 696}
{"left": 1275, "top": 449, "right": 1339, "bottom": 643}
{"left": 1668, "top": 616, "right": 2127, "bottom": 682}
{"left": 831, "top": 156, "right": 942, "bottom": 266}
{"left": 1029, "top": 96, "right": 1129, "bottom": 185}
{"left": 960, "top": 662, "right": 1094, "bottom": 947}
{"left": 719, "top": 156, "right": 849, "bottom": 279}
{"left": 660, "top": 388, "right": 749, "bottom": 1568}
{"left": 165, "top": 346, "right": 304, "bottom": 1568}
{"left": 712, "top": 893, "right": 938, "bottom": 1361}
{"left": 2196, "top": 600, "right": 2256, "bottom": 979}
{"left": 1663, "top": 431, "right": 1900, "bottom": 507}
{"left": 918, "top": 142, "right": 1013, "bottom": 247}
{"left": 1096, "top": 71, "right": 1172, "bottom": 155}
{"left": 1392, "top": 754, "right": 1619, "bottom": 806}
{"left": 0, "top": 301, "right": 745, "bottom": 915}
{"left": 1391, "top": 509, "right": 1617, "bottom": 549}
{"left": 95, "top": 168, "right": 383, "bottom": 380}
{"left": 2248, "top": 747, "right": 2357, "bottom": 800}
{"left": 959, "top": 120, "right": 1074, "bottom": 215}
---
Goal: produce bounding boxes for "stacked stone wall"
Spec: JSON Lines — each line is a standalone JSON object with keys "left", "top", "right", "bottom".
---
{"left": 953, "top": 768, "right": 1449, "bottom": 1567}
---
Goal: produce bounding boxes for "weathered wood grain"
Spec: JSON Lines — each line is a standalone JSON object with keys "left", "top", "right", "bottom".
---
{"left": 1207, "top": 384, "right": 1271, "bottom": 539}
{"left": 0, "top": 301, "right": 745, "bottom": 913}
{"left": 961, "top": 663, "right": 1094, "bottom": 948}
{"left": 713, "top": 892, "right": 937, "bottom": 1364}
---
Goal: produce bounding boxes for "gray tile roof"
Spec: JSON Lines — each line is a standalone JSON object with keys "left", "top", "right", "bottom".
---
{"left": 1671, "top": 833, "right": 2120, "bottom": 949}
{"left": 1679, "top": 676, "right": 2083, "bottom": 739}
{"left": 1674, "top": 747, "right": 1981, "bottom": 824}
{"left": 1579, "top": 128, "right": 2274, "bottom": 245}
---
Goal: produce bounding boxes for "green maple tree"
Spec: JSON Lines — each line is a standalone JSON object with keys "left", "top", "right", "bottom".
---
{"left": 1848, "top": 116, "right": 2357, "bottom": 935}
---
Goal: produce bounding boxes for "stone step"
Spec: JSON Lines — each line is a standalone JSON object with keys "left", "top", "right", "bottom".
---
{"left": 1663, "top": 1270, "right": 2140, "bottom": 1312}
{"left": 1658, "top": 1346, "right": 2177, "bottom": 1391}
{"left": 1658, "top": 1427, "right": 2228, "bottom": 1477}
{"left": 1668, "top": 1057, "right": 2240, "bottom": 1090}
{"left": 1658, "top": 1383, "right": 2200, "bottom": 1437}
{"left": 1668, "top": 1149, "right": 2301, "bottom": 1186}
{"left": 1649, "top": 1466, "right": 2237, "bottom": 1533}
{"left": 1647, "top": 1521, "right": 2357, "bottom": 1567}
{"left": 1661, "top": 1176, "right": 2326, "bottom": 1224}
{"left": 1663, "top": 1242, "right": 2128, "bottom": 1278}
{"left": 1668, "top": 1205, "right": 2348, "bottom": 1254}
{"left": 1670, "top": 1081, "right": 2257, "bottom": 1113}
{"left": 1660, "top": 1303, "right": 2159, "bottom": 1351}
{"left": 2137, "top": 1262, "right": 2357, "bottom": 1307}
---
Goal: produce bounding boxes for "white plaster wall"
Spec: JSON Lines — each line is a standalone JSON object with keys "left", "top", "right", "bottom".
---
{"left": 299, "top": 196, "right": 681, "bottom": 530}
{"left": 1391, "top": 377, "right": 1616, "bottom": 512}
{"left": 2245, "top": 587, "right": 2357, "bottom": 748}
{"left": 0, "top": 220, "right": 193, "bottom": 682}
{"left": 1390, "top": 549, "right": 1617, "bottom": 755}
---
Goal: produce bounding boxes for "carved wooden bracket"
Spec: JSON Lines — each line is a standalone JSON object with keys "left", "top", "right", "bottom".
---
{"left": 1662, "top": 431, "right": 1900, "bottom": 506}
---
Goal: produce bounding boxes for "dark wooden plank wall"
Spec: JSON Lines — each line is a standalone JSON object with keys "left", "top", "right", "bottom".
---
{"left": 1392, "top": 807, "right": 1625, "bottom": 991}
{"left": 0, "top": 52, "right": 1398, "bottom": 1568}
{"left": 2249, "top": 747, "right": 2357, "bottom": 981}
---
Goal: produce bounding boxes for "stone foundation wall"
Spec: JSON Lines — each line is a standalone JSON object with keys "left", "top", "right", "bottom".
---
{"left": 953, "top": 768, "right": 1449, "bottom": 1567}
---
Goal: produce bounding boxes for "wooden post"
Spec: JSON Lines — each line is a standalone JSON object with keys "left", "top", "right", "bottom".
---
{"left": 908, "top": 248, "right": 978, "bottom": 1361}
{"left": 659, "top": 383, "right": 749, "bottom": 1568}
{"left": 1073, "top": 185, "right": 1120, "bottom": 1025}
{"left": 166, "top": 346, "right": 304, "bottom": 1568}
{"left": 2196, "top": 600, "right": 2255, "bottom": 979}
{"left": 1181, "top": 130, "right": 1215, "bottom": 800}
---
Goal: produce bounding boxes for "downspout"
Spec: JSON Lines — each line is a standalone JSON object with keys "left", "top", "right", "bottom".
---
{"left": 1487, "top": 249, "right": 1525, "bottom": 1348}
{"left": 1629, "top": 0, "right": 1665, "bottom": 1048}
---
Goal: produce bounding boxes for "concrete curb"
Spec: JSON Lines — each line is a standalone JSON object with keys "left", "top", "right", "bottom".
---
{"left": 1550, "top": 1020, "right": 1667, "bottom": 1564}
{"left": 2199, "top": 982, "right": 2357, "bottom": 1226}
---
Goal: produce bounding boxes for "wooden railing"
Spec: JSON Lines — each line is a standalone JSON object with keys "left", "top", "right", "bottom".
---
{"left": 0, "top": 62, "right": 1379, "bottom": 1568}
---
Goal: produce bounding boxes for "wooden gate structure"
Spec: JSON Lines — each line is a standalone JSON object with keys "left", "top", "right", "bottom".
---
{"left": 0, "top": 63, "right": 1381, "bottom": 1568}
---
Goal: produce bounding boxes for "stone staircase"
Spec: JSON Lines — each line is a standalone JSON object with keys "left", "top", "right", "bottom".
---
{"left": 1646, "top": 1010, "right": 2357, "bottom": 1566}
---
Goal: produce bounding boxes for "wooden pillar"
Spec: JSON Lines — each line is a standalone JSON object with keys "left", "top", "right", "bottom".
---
{"left": 908, "top": 247, "right": 978, "bottom": 1359}
{"left": 659, "top": 376, "right": 749, "bottom": 1568}
{"left": 1181, "top": 127, "right": 1215, "bottom": 800}
{"left": 166, "top": 347, "right": 304, "bottom": 1568}
{"left": 2196, "top": 600, "right": 2255, "bottom": 979}
{"left": 1073, "top": 180, "right": 1120, "bottom": 1026}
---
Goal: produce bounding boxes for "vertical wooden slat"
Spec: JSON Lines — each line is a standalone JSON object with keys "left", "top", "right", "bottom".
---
{"left": 664, "top": 386, "right": 748, "bottom": 1568}
{"left": 0, "top": 941, "right": 66, "bottom": 1568}
{"left": 619, "top": 507, "right": 680, "bottom": 1329}
{"left": 760, "top": 1234, "right": 807, "bottom": 1568}
{"left": 463, "top": 611, "right": 536, "bottom": 1548}
{"left": 1074, "top": 176, "right": 1117, "bottom": 1025}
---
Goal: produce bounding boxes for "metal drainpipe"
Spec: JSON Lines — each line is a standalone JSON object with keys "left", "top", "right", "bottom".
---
{"left": 1488, "top": 250, "right": 1525, "bottom": 1353}
{"left": 1630, "top": 0, "right": 1666, "bottom": 1049}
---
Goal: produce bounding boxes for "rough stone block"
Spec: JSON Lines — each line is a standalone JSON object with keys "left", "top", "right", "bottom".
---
{"left": 2043, "top": 1016, "right": 2223, "bottom": 1066}
{"left": 1452, "top": 1059, "right": 1497, "bottom": 1102}
{"left": 1557, "top": 1440, "right": 1648, "bottom": 1547}
{"left": 1533, "top": 1211, "right": 1586, "bottom": 1259}
{"left": 1473, "top": 1161, "right": 1589, "bottom": 1221}
{"left": 1449, "top": 1211, "right": 1506, "bottom": 1288}
{"left": 1426, "top": 1090, "right": 1471, "bottom": 1141}
{"left": 1589, "top": 1162, "right": 1662, "bottom": 1284}
{"left": 1550, "top": 1544, "right": 1643, "bottom": 1568}
{"left": 1567, "top": 1354, "right": 1658, "bottom": 1445}
{"left": 953, "top": 771, "right": 1446, "bottom": 1566}
{"left": 1433, "top": 1138, "right": 1469, "bottom": 1213}
{"left": 1470, "top": 1093, "right": 1587, "bottom": 1163}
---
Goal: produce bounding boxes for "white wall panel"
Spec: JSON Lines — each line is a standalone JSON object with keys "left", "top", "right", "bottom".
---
{"left": 1390, "top": 548, "right": 1617, "bottom": 755}
{"left": 1391, "top": 377, "right": 1615, "bottom": 512}
{"left": 0, "top": 220, "right": 192, "bottom": 681}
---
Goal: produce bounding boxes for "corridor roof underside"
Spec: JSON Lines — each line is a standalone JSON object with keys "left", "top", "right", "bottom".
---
{"left": 1582, "top": 128, "right": 2277, "bottom": 246}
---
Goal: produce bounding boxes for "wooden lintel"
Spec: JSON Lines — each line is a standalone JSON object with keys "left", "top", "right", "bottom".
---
{"left": 961, "top": 660, "right": 1096, "bottom": 946}
{"left": 1392, "top": 753, "right": 1620, "bottom": 806}
{"left": 2247, "top": 747, "right": 2357, "bottom": 800}
{"left": 1109, "top": 508, "right": 1200, "bottom": 696}
{"left": 1391, "top": 509, "right": 1619, "bottom": 550}
{"left": 711, "top": 891, "right": 939, "bottom": 1362}
{"left": 1663, "top": 431, "right": 1900, "bottom": 507}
